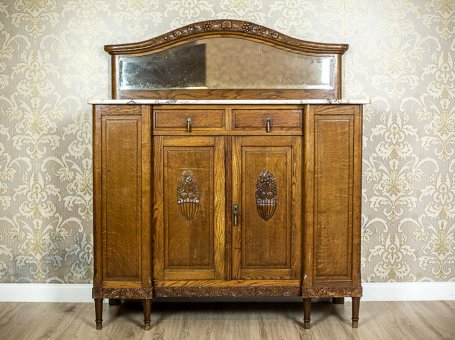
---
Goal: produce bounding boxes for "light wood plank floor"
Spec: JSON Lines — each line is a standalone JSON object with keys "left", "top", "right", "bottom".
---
{"left": 0, "top": 300, "right": 454, "bottom": 339}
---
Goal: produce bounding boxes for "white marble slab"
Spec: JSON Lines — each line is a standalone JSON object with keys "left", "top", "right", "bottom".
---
{"left": 88, "top": 99, "right": 370, "bottom": 105}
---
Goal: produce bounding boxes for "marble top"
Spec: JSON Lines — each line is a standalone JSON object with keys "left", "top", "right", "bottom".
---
{"left": 88, "top": 99, "right": 370, "bottom": 105}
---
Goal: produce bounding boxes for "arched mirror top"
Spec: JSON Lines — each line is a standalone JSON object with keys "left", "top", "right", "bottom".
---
{"left": 105, "top": 20, "right": 349, "bottom": 100}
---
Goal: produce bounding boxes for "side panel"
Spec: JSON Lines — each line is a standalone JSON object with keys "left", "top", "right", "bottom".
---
{"left": 304, "top": 105, "right": 362, "bottom": 289}
{"left": 93, "top": 105, "right": 151, "bottom": 287}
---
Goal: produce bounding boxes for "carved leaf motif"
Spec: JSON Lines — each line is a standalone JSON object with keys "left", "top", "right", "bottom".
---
{"left": 155, "top": 286, "right": 300, "bottom": 297}
{"left": 177, "top": 170, "right": 200, "bottom": 220}
{"left": 92, "top": 287, "right": 153, "bottom": 299}
{"left": 302, "top": 286, "right": 363, "bottom": 298}
{"left": 256, "top": 170, "right": 277, "bottom": 221}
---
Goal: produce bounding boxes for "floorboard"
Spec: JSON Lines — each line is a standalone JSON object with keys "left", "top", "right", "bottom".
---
{"left": 0, "top": 300, "right": 454, "bottom": 339}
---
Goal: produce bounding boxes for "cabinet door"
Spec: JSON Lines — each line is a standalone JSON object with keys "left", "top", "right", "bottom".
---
{"left": 153, "top": 136, "right": 225, "bottom": 281}
{"left": 304, "top": 105, "right": 362, "bottom": 289}
{"left": 93, "top": 105, "right": 151, "bottom": 287}
{"left": 231, "top": 136, "right": 301, "bottom": 280}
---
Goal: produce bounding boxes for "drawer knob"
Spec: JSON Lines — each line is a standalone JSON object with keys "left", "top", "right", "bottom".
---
{"left": 265, "top": 116, "right": 272, "bottom": 132}
{"left": 186, "top": 117, "right": 192, "bottom": 132}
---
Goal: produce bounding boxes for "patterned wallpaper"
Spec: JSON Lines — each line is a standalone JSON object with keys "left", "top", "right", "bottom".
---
{"left": 0, "top": 0, "right": 453, "bottom": 283}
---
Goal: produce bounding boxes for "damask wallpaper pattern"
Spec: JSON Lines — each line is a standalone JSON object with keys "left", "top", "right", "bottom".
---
{"left": 0, "top": 0, "right": 453, "bottom": 283}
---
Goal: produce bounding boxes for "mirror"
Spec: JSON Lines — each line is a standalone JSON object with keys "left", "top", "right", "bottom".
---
{"left": 118, "top": 37, "right": 336, "bottom": 91}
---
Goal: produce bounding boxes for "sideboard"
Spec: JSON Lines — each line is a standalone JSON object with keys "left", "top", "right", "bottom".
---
{"left": 90, "top": 20, "right": 367, "bottom": 330}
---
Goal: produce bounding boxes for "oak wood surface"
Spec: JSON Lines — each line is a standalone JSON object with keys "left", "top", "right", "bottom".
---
{"left": 102, "top": 115, "right": 141, "bottom": 279}
{"left": 153, "top": 279, "right": 301, "bottom": 287}
{"left": 231, "top": 136, "right": 301, "bottom": 280}
{"left": 153, "top": 136, "right": 225, "bottom": 281}
{"left": 105, "top": 20, "right": 348, "bottom": 55}
{"left": 93, "top": 105, "right": 151, "bottom": 287}
{"left": 304, "top": 104, "right": 362, "bottom": 291}
{"left": 154, "top": 108, "right": 225, "bottom": 131}
{"left": 93, "top": 105, "right": 153, "bottom": 329}
{"left": 1, "top": 301, "right": 454, "bottom": 340}
{"left": 232, "top": 108, "right": 302, "bottom": 132}
{"left": 93, "top": 103, "right": 363, "bottom": 329}
{"left": 118, "top": 88, "right": 339, "bottom": 101}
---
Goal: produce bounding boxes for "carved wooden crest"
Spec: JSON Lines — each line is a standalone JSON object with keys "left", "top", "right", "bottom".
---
{"left": 256, "top": 170, "right": 277, "bottom": 221}
{"left": 177, "top": 170, "right": 200, "bottom": 220}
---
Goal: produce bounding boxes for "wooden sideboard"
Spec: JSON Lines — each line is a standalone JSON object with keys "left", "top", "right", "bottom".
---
{"left": 91, "top": 20, "right": 366, "bottom": 330}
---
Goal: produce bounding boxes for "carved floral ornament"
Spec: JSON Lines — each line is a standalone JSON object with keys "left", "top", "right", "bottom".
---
{"left": 104, "top": 19, "right": 348, "bottom": 55}
{"left": 256, "top": 170, "right": 278, "bottom": 221}
{"left": 177, "top": 170, "right": 200, "bottom": 220}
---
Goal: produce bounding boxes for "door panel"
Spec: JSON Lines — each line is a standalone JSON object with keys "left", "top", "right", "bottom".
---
{"left": 154, "top": 136, "right": 225, "bottom": 280}
{"left": 232, "top": 136, "right": 301, "bottom": 280}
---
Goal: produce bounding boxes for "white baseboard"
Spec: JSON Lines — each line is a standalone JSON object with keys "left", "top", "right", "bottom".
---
{"left": 362, "top": 282, "right": 455, "bottom": 301}
{"left": 0, "top": 282, "right": 454, "bottom": 303}
{"left": 0, "top": 284, "right": 92, "bottom": 302}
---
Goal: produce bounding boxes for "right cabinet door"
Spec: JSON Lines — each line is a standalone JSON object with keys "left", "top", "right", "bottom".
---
{"left": 231, "top": 136, "right": 302, "bottom": 280}
{"left": 304, "top": 105, "right": 362, "bottom": 291}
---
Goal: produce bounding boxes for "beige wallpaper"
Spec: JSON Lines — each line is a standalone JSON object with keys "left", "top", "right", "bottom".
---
{"left": 0, "top": 0, "right": 453, "bottom": 283}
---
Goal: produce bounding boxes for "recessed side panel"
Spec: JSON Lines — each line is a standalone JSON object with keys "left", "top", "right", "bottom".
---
{"left": 101, "top": 114, "right": 142, "bottom": 281}
{"left": 314, "top": 115, "right": 353, "bottom": 280}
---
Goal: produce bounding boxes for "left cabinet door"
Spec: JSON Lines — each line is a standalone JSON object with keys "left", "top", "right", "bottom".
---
{"left": 93, "top": 105, "right": 152, "bottom": 288}
{"left": 153, "top": 136, "right": 225, "bottom": 281}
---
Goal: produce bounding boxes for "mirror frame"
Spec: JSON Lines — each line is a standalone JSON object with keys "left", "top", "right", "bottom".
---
{"left": 105, "top": 20, "right": 349, "bottom": 100}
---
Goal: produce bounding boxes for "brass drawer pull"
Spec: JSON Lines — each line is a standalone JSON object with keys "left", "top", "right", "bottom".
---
{"left": 186, "top": 117, "right": 192, "bottom": 132}
{"left": 265, "top": 116, "right": 272, "bottom": 132}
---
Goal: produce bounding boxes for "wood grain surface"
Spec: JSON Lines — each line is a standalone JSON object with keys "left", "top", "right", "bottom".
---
{"left": 93, "top": 103, "right": 363, "bottom": 329}
{"left": 304, "top": 105, "right": 362, "bottom": 290}
{"left": 153, "top": 136, "right": 225, "bottom": 281}
{"left": 1, "top": 301, "right": 453, "bottom": 340}
{"left": 93, "top": 105, "right": 152, "bottom": 287}
{"left": 231, "top": 136, "right": 301, "bottom": 280}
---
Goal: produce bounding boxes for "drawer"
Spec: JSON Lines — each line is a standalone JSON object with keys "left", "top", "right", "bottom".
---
{"left": 154, "top": 109, "right": 225, "bottom": 131}
{"left": 232, "top": 108, "right": 302, "bottom": 132}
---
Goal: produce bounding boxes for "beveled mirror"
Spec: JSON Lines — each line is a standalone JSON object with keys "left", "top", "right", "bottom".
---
{"left": 105, "top": 20, "right": 348, "bottom": 100}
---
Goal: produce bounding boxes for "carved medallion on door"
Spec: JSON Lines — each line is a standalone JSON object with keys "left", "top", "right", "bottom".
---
{"left": 177, "top": 170, "right": 200, "bottom": 220}
{"left": 256, "top": 170, "right": 277, "bottom": 221}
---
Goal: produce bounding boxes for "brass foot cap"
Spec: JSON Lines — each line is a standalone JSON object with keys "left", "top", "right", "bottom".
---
{"left": 303, "top": 321, "right": 311, "bottom": 329}
{"left": 96, "top": 323, "right": 103, "bottom": 330}
{"left": 144, "top": 323, "right": 151, "bottom": 331}
{"left": 352, "top": 320, "right": 359, "bottom": 328}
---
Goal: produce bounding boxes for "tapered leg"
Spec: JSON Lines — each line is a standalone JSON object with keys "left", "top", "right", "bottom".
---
{"left": 332, "top": 297, "right": 345, "bottom": 304}
{"left": 109, "top": 299, "right": 121, "bottom": 306}
{"left": 352, "top": 297, "right": 360, "bottom": 328}
{"left": 95, "top": 298, "right": 103, "bottom": 330}
{"left": 303, "top": 298, "right": 311, "bottom": 329}
{"left": 143, "top": 299, "right": 152, "bottom": 330}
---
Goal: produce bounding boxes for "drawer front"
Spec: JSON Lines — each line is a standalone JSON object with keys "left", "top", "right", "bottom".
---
{"left": 154, "top": 109, "right": 225, "bottom": 131}
{"left": 232, "top": 108, "right": 302, "bottom": 132}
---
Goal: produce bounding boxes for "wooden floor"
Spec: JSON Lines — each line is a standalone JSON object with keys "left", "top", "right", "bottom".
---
{"left": 0, "top": 300, "right": 454, "bottom": 339}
